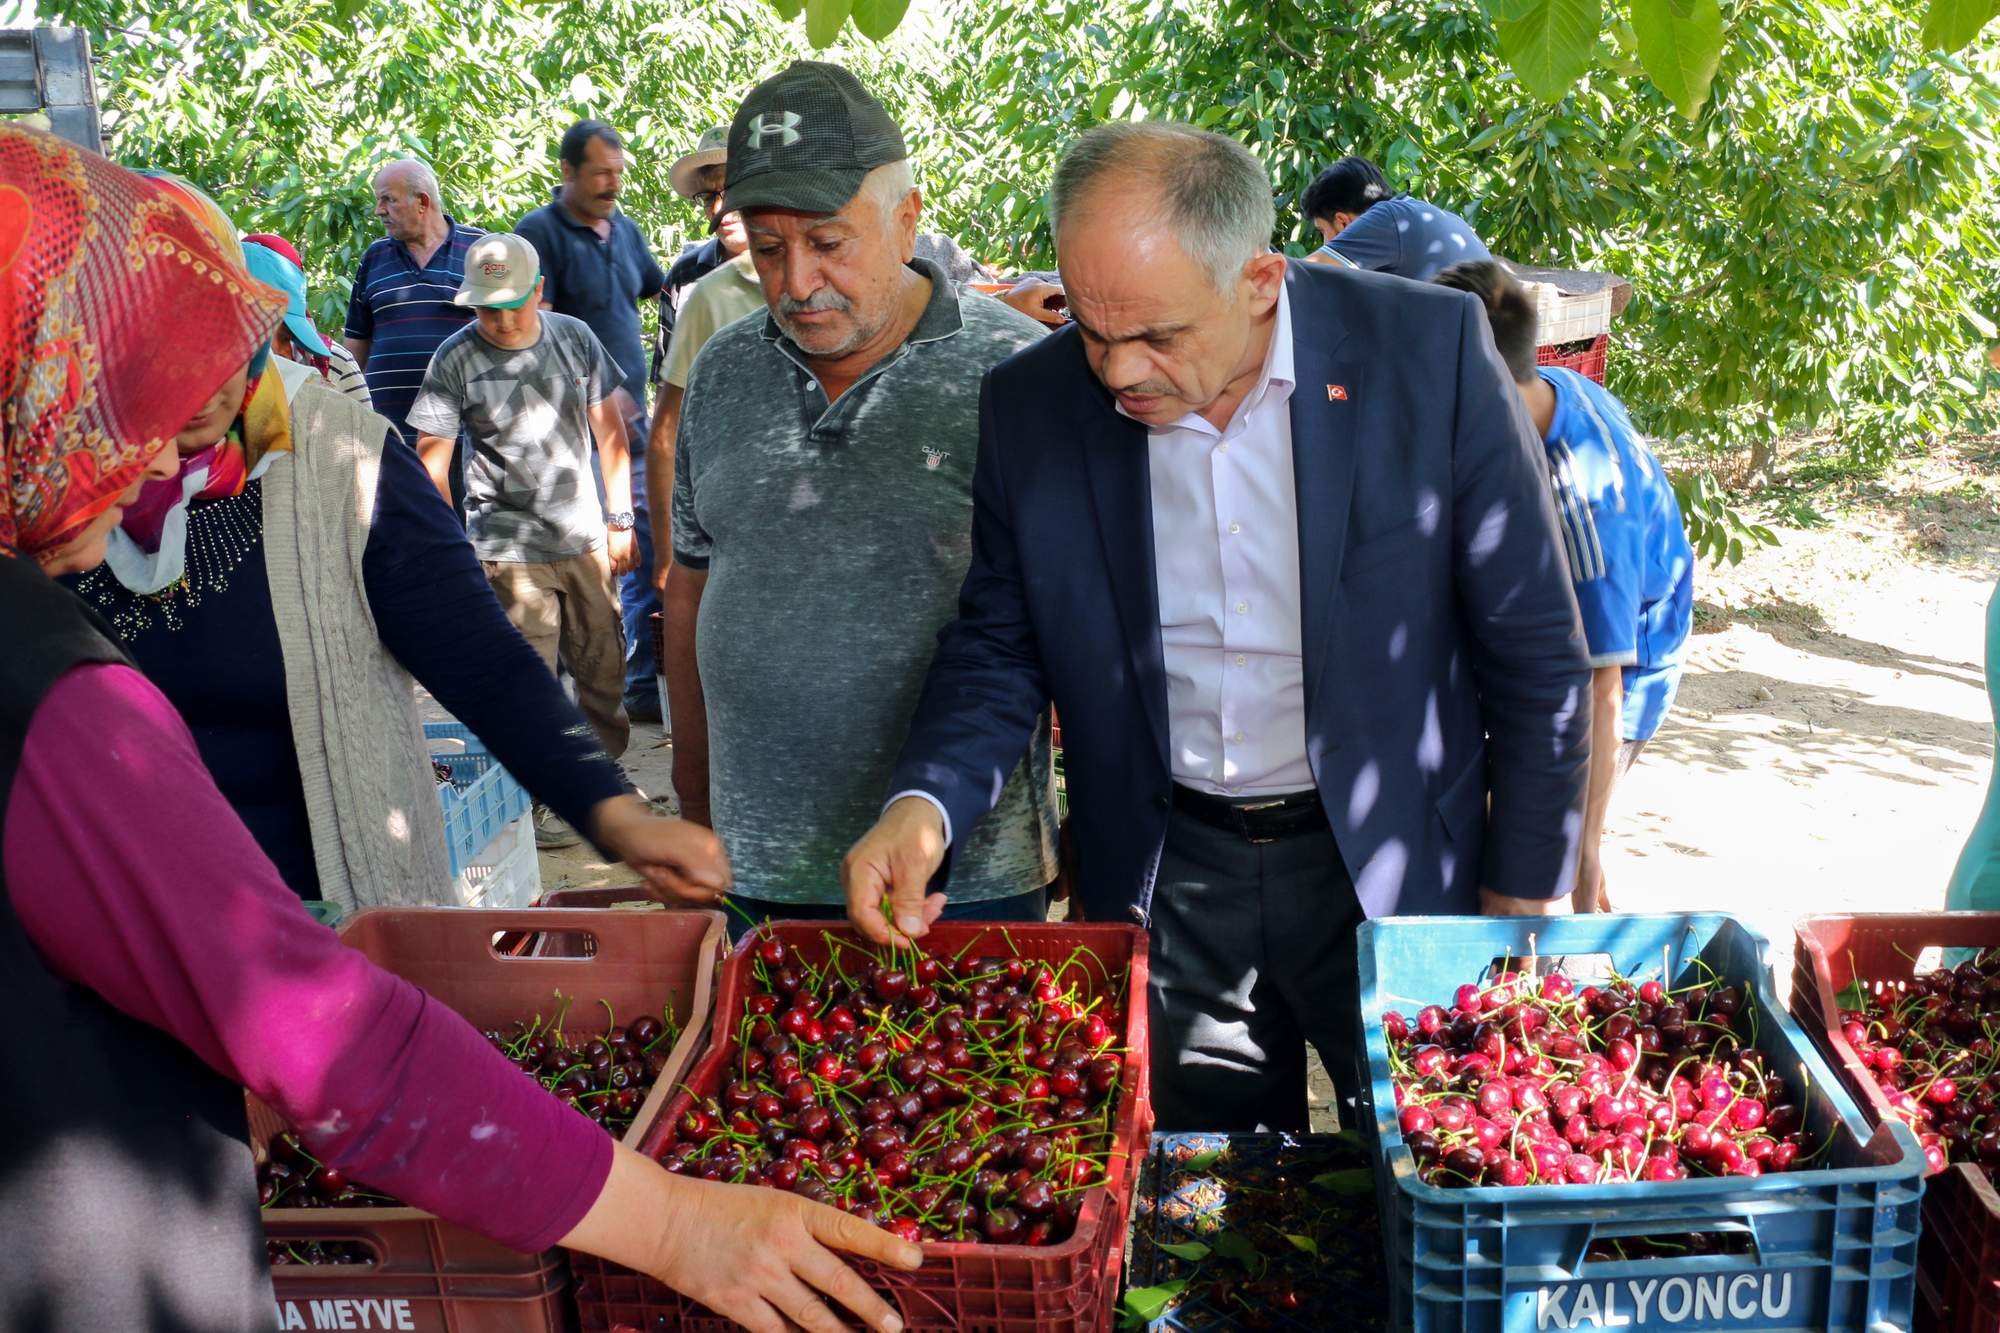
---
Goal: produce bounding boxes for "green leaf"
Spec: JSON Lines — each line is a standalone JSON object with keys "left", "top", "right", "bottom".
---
{"left": 331, "top": 0, "right": 366, "bottom": 20}
{"left": 1312, "top": 1167, "right": 1375, "bottom": 1196}
{"left": 1119, "top": 1282, "right": 1187, "bottom": 1324}
{"left": 1837, "top": 978, "right": 1869, "bottom": 1011}
{"left": 1176, "top": 1147, "right": 1223, "bottom": 1173}
{"left": 1153, "top": 1239, "right": 1212, "bottom": 1261}
{"left": 1281, "top": 1232, "right": 1320, "bottom": 1255}
{"left": 1490, "top": 0, "right": 1602, "bottom": 102}
{"left": 805, "top": 0, "right": 851, "bottom": 47}
{"left": 851, "top": 0, "right": 911, "bottom": 41}
{"left": 1211, "top": 1230, "right": 1264, "bottom": 1271}
{"left": 1630, "top": 0, "right": 1723, "bottom": 119}
{"left": 770, "top": 0, "right": 805, "bottom": 17}
{"left": 1921, "top": 0, "right": 2000, "bottom": 52}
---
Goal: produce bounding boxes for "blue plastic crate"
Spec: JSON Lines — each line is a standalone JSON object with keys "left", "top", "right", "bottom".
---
{"left": 1127, "top": 1131, "right": 1389, "bottom": 1330}
{"left": 423, "top": 721, "right": 531, "bottom": 878}
{"left": 1358, "top": 913, "right": 1926, "bottom": 1333}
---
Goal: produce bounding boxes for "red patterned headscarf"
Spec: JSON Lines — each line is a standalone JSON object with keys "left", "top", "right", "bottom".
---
{"left": 0, "top": 125, "right": 284, "bottom": 558}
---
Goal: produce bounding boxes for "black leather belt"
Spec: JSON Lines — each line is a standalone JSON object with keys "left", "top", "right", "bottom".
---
{"left": 1171, "top": 784, "right": 1327, "bottom": 844}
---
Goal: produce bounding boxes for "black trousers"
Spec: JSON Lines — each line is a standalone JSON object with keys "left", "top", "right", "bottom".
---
{"left": 1146, "top": 806, "right": 1364, "bottom": 1133}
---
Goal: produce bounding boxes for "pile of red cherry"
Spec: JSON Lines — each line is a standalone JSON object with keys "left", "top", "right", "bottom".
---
{"left": 1384, "top": 967, "right": 1818, "bottom": 1187}
{"left": 1834, "top": 948, "right": 2000, "bottom": 1176}
{"left": 659, "top": 931, "right": 1129, "bottom": 1246}
{"left": 259, "top": 996, "right": 679, "bottom": 1212}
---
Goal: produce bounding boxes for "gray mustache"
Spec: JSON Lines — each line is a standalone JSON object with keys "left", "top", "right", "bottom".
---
{"left": 778, "top": 290, "right": 853, "bottom": 317}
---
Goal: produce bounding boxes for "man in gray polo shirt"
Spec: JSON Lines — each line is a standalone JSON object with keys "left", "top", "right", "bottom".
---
{"left": 666, "top": 60, "right": 1057, "bottom": 926}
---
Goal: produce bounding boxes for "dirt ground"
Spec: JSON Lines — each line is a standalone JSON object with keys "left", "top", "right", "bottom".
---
{"left": 534, "top": 434, "right": 2000, "bottom": 1129}
{"left": 1606, "top": 436, "right": 2000, "bottom": 985}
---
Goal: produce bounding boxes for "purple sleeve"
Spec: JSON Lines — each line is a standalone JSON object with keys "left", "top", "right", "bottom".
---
{"left": 2, "top": 663, "right": 613, "bottom": 1253}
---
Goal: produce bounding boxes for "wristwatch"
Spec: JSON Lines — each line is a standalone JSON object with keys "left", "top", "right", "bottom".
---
{"left": 606, "top": 510, "right": 636, "bottom": 532}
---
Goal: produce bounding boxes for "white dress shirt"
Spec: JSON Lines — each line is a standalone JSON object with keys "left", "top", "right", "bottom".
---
{"left": 1128, "top": 286, "right": 1314, "bottom": 797}
{"left": 893, "top": 288, "right": 1312, "bottom": 844}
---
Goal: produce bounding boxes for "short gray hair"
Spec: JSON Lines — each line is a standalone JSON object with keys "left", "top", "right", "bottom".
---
{"left": 1049, "top": 123, "right": 1274, "bottom": 291}
{"left": 858, "top": 158, "right": 917, "bottom": 222}
{"left": 376, "top": 158, "right": 444, "bottom": 213}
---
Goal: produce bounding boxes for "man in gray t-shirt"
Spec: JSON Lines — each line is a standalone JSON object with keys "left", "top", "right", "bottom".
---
{"left": 409, "top": 232, "right": 639, "bottom": 791}
{"left": 666, "top": 61, "right": 1058, "bottom": 920}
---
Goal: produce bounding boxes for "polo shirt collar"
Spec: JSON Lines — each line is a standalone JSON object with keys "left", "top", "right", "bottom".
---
{"left": 394, "top": 215, "right": 464, "bottom": 273}
{"left": 760, "top": 257, "right": 963, "bottom": 355}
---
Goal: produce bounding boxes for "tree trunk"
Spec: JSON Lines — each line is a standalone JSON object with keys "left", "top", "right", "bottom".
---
{"left": 1746, "top": 437, "right": 1776, "bottom": 487}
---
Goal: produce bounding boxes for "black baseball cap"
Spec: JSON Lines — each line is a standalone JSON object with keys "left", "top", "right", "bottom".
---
{"left": 723, "top": 60, "right": 908, "bottom": 216}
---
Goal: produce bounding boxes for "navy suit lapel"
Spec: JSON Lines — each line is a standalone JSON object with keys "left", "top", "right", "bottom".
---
{"left": 1285, "top": 265, "right": 1362, "bottom": 701}
{"left": 1082, "top": 410, "right": 1172, "bottom": 772}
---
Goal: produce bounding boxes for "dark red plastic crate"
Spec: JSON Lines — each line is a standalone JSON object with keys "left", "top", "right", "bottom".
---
{"left": 1536, "top": 333, "right": 1608, "bottom": 385}
{"left": 571, "top": 920, "right": 1152, "bottom": 1332}
{"left": 255, "top": 907, "right": 725, "bottom": 1332}
{"left": 1794, "top": 913, "right": 2000, "bottom": 1333}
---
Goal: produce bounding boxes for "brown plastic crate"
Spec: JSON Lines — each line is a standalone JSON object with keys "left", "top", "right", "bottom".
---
{"left": 269, "top": 1231, "right": 572, "bottom": 1333}
{"left": 573, "top": 920, "right": 1153, "bottom": 1332}
{"left": 1793, "top": 912, "right": 2000, "bottom": 1333}
{"left": 518, "top": 887, "right": 669, "bottom": 959}
{"left": 255, "top": 907, "right": 725, "bottom": 1329}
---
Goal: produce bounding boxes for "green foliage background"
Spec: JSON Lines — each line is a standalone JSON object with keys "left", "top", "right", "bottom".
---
{"left": 45, "top": 0, "right": 2000, "bottom": 478}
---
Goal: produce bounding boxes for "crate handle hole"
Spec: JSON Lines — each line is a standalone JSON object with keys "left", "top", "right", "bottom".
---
{"left": 490, "top": 929, "right": 598, "bottom": 959}
{"left": 1582, "top": 1224, "right": 1758, "bottom": 1267}
{"left": 267, "top": 1235, "right": 382, "bottom": 1267}
{"left": 1486, "top": 952, "right": 1624, "bottom": 987}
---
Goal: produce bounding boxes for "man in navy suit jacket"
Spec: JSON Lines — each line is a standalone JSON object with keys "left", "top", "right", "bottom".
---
{"left": 842, "top": 123, "right": 1590, "bottom": 1131}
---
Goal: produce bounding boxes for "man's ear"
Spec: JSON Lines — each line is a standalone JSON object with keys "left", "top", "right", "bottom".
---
{"left": 898, "top": 188, "right": 923, "bottom": 264}
{"left": 1243, "top": 250, "right": 1289, "bottom": 309}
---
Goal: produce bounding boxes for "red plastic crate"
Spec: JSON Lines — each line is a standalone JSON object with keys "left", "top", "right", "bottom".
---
{"left": 255, "top": 907, "right": 725, "bottom": 1332}
{"left": 1794, "top": 913, "right": 2000, "bottom": 1333}
{"left": 571, "top": 920, "right": 1152, "bottom": 1332}
{"left": 1536, "top": 332, "right": 1608, "bottom": 385}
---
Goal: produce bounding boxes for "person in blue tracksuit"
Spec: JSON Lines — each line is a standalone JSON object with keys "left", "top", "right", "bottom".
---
{"left": 1436, "top": 260, "right": 1695, "bottom": 915}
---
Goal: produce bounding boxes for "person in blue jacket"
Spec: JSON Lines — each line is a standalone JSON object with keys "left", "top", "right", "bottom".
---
{"left": 1303, "top": 156, "right": 1490, "bottom": 281}
{"left": 1436, "top": 260, "right": 1695, "bottom": 915}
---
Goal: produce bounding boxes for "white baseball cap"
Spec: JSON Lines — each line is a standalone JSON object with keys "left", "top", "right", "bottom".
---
{"left": 454, "top": 233, "right": 541, "bottom": 309}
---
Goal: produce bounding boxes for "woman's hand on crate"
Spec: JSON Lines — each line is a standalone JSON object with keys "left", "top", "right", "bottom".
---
{"left": 842, "top": 797, "right": 949, "bottom": 947}
{"left": 563, "top": 1143, "right": 923, "bottom": 1333}
{"left": 591, "top": 795, "right": 732, "bottom": 903}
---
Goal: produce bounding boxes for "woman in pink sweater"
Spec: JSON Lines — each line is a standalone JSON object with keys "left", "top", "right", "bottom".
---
{"left": 0, "top": 124, "right": 917, "bottom": 1333}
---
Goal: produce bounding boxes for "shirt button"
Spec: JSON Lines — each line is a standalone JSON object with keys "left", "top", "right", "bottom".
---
{"left": 1153, "top": 793, "right": 1171, "bottom": 810}
{"left": 1232, "top": 730, "right": 1246, "bottom": 744}
{"left": 804, "top": 380, "right": 819, "bottom": 392}
{"left": 1228, "top": 522, "right": 1242, "bottom": 535}
{"left": 1235, "top": 653, "right": 1248, "bottom": 667}
{"left": 1235, "top": 601, "right": 1248, "bottom": 615}
{"left": 1217, "top": 443, "right": 1230, "bottom": 455}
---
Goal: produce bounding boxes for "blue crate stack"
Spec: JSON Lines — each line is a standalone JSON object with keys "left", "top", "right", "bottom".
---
{"left": 423, "top": 721, "right": 532, "bottom": 877}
